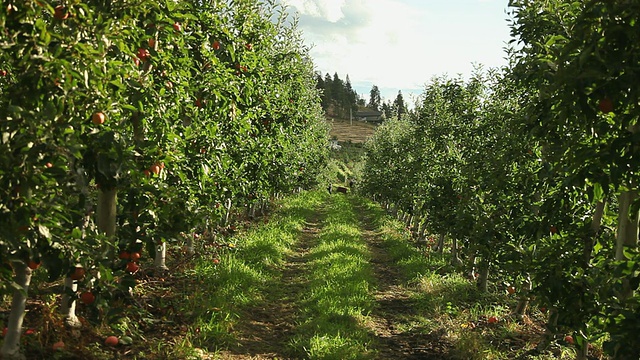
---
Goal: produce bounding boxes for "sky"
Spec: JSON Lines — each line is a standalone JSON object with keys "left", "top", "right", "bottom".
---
{"left": 278, "top": 0, "right": 514, "bottom": 107}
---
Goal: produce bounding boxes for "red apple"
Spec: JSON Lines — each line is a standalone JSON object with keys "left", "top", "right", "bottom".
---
{"left": 130, "top": 252, "right": 141, "bottom": 261}
{"left": 24, "top": 328, "right": 36, "bottom": 335}
{"left": 488, "top": 316, "right": 498, "bottom": 324}
{"left": 173, "top": 22, "right": 182, "bottom": 32}
{"left": 54, "top": 5, "right": 68, "bottom": 20}
{"left": 52, "top": 341, "right": 65, "bottom": 351}
{"left": 148, "top": 38, "right": 156, "bottom": 48}
{"left": 143, "top": 169, "right": 151, "bottom": 177}
{"left": 212, "top": 41, "right": 220, "bottom": 50}
{"left": 92, "top": 112, "right": 105, "bottom": 125}
{"left": 45, "top": 162, "right": 53, "bottom": 168}
{"left": 137, "top": 48, "right": 150, "bottom": 61}
{"left": 80, "top": 291, "right": 95, "bottom": 305}
{"left": 598, "top": 97, "right": 613, "bottom": 114}
{"left": 0, "top": 70, "right": 7, "bottom": 76}
{"left": 245, "top": 43, "right": 252, "bottom": 50}
{"left": 212, "top": 258, "right": 220, "bottom": 264}
{"left": 126, "top": 262, "right": 139, "bottom": 273}
{"left": 564, "top": 335, "right": 574, "bottom": 344}
{"left": 105, "top": 336, "right": 119, "bottom": 346}
{"left": 507, "top": 286, "right": 516, "bottom": 295}
{"left": 550, "top": 225, "right": 558, "bottom": 234}
{"left": 118, "top": 251, "right": 131, "bottom": 260}
{"left": 27, "top": 260, "right": 40, "bottom": 270}
{"left": 149, "top": 164, "right": 161, "bottom": 175}
{"left": 70, "top": 267, "right": 85, "bottom": 280}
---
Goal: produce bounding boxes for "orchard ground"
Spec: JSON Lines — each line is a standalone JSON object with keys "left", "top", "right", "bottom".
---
{"left": 0, "top": 190, "right": 600, "bottom": 359}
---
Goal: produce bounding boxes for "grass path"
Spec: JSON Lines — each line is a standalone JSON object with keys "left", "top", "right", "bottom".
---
{"left": 215, "top": 192, "right": 448, "bottom": 360}
{"left": 351, "top": 197, "right": 449, "bottom": 360}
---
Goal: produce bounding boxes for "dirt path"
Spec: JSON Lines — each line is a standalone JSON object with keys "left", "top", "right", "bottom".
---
{"left": 353, "top": 200, "right": 451, "bottom": 360}
{"left": 218, "top": 213, "right": 324, "bottom": 359}
{"left": 219, "top": 197, "right": 450, "bottom": 359}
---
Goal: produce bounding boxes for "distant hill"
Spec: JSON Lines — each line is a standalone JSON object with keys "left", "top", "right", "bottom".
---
{"left": 326, "top": 117, "right": 377, "bottom": 144}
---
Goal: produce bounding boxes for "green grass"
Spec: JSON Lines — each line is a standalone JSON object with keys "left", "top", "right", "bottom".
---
{"left": 179, "top": 191, "right": 326, "bottom": 353}
{"left": 366, "top": 201, "right": 582, "bottom": 360}
{"left": 290, "top": 193, "right": 376, "bottom": 360}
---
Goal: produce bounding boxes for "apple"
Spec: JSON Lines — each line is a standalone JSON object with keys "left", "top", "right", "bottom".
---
{"left": 165, "top": 81, "right": 173, "bottom": 89}
{"left": 598, "top": 97, "right": 613, "bottom": 114}
{"left": 149, "top": 164, "right": 161, "bottom": 175}
{"left": 105, "top": 336, "right": 119, "bottom": 346}
{"left": 54, "top": 5, "right": 68, "bottom": 20}
{"left": 507, "top": 286, "right": 516, "bottom": 295}
{"left": 137, "top": 48, "right": 150, "bottom": 61}
{"left": 126, "top": 262, "right": 139, "bottom": 273}
{"left": 80, "top": 291, "right": 95, "bottom": 305}
{"left": 245, "top": 43, "right": 252, "bottom": 50}
{"left": 212, "top": 41, "right": 220, "bottom": 50}
{"left": 118, "top": 251, "right": 131, "bottom": 260}
{"left": 130, "top": 252, "right": 141, "bottom": 261}
{"left": 540, "top": 307, "right": 547, "bottom": 313}
{"left": 173, "top": 22, "right": 182, "bottom": 32}
{"left": 148, "top": 38, "right": 156, "bottom": 48}
{"left": 27, "top": 260, "right": 40, "bottom": 270}
{"left": 24, "top": 328, "right": 36, "bottom": 335}
{"left": 133, "top": 57, "right": 140, "bottom": 67}
{"left": 488, "top": 316, "right": 498, "bottom": 324}
{"left": 200, "top": 147, "right": 206, "bottom": 154}
{"left": 0, "top": 70, "right": 7, "bottom": 76}
{"left": 45, "top": 162, "right": 53, "bottom": 168}
{"left": 92, "top": 112, "right": 105, "bottom": 125}
{"left": 550, "top": 225, "right": 558, "bottom": 234}
{"left": 52, "top": 341, "right": 65, "bottom": 351}
{"left": 143, "top": 169, "right": 151, "bottom": 177}
{"left": 212, "top": 259, "right": 220, "bottom": 264}
{"left": 70, "top": 267, "right": 85, "bottom": 280}
{"left": 564, "top": 335, "right": 574, "bottom": 344}
{"left": 195, "top": 98, "right": 203, "bottom": 108}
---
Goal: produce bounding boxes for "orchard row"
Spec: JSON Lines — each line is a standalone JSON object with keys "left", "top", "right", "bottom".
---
{"left": 0, "top": 1, "right": 329, "bottom": 358}
{"left": 361, "top": 2, "right": 639, "bottom": 359}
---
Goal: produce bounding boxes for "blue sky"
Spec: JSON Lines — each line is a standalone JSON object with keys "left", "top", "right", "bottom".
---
{"left": 279, "top": 0, "right": 513, "bottom": 106}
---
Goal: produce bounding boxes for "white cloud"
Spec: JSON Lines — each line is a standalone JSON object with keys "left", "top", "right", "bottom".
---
{"left": 280, "top": 0, "right": 511, "bottom": 103}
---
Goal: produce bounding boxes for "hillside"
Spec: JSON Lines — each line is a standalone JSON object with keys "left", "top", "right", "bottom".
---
{"left": 326, "top": 117, "right": 377, "bottom": 143}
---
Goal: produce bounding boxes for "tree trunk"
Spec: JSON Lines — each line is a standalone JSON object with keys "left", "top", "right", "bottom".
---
{"left": 583, "top": 200, "right": 605, "bottom": 266}
{"left": 185, "top": 232, "right": 195, "bottom": 256}
{"left": 97, "top": 188, "right": 117, "bottom": 239}
{"left": 436, "top": 233, "right": 445, "bottom": 253}
{"left": 615, "top": 190, "right": 638, "bottom": 261}
{"left": 0, "top": 262, "right": 32, "bottom": 360}
{"left": 513, "top": 274, "right": 532, "bottom": 317}
{"left": 154, "top": 241, "right": 168, "bottom": 276}
{"left": 60, "top": 276, "right": 81, "bottom": 327}
{"left": 477, "top": 258, "right": 489, "bottom": 292}
{"left": 451, "top": 237, "right": 462, "bottom": 267}
{"left": 224, "top": 198, "right": 232, "bottom": 226}
{"left": 616, "top": 190, "right": 639, "bottom": 300}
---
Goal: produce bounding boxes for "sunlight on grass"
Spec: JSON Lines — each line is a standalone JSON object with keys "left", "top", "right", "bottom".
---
{"left": 291, "top": 194, "right": 376, "bottom": 359}
{"left": 358, "top": 196, "right": 578, "bottom": 360}
{"left": 180, "top": 191, "right": 326, "bottom": 351}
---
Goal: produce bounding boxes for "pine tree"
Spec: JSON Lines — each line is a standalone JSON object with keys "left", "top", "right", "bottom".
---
{"left": 393, "top": 90, "right": 406, "bottom": 117}
{"left": 369, "top": 85, "right": 381, "bottom": 111}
